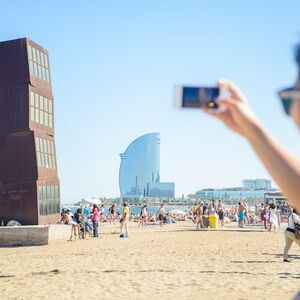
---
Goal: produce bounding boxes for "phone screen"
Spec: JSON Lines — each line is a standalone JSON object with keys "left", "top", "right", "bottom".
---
{"left": 182, "top": 87, "right": 219, "bottom": 109}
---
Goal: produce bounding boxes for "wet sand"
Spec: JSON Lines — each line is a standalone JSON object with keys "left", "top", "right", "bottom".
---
{"left": 0, "top": 222, "right": 299, "bottom": 300}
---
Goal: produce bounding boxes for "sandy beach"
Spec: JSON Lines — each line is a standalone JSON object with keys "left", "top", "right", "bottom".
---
{"left": 0, "top": 222, "right": 299, "bottom": 300}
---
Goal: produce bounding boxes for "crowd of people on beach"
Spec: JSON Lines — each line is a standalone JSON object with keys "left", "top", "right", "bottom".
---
{"left": 60, "top": 202, "right": 182, "bottom": 240}
{"left": 190, "top": 200, "right": 292, "bottom": 230}
{"left": 61, "top": 198, "right": 294, "bottom": 241}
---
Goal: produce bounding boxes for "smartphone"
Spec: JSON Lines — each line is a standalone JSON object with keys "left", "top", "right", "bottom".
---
{"left": 174, "top": 85, "right": 220, "bottom": 109}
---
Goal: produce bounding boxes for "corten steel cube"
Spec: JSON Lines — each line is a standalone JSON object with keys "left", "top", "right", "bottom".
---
{"left": 0, "top": 38, "right": 60, "bottom": 225}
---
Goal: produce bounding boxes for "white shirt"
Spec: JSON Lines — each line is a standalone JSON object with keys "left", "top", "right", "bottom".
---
{"left": 288, "top": 213, "right": 300, "bottom": 230}
{"left": 142, "top": 208, "right": 147, "bottom": 217}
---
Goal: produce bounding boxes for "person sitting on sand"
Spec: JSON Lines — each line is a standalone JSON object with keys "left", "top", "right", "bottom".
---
{"left": 283, "top": 208, "right": 300, "bottom": 262}
{"left": 120, "top": 202, "right": 130, "bottom": 236}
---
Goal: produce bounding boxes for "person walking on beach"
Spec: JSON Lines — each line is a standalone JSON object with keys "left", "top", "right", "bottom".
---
{"left": 268, "top": 203, "right": 279, "bottom": 231}
{"left": 237, "top": 202, "right": 246, "bottom": 228}
{"left": 283, "top": 208, "right": 300, "bottom": 262}
{"left": 142, "top": 204, "right": 148, "bottom": 226}
{"left": 138, "top": 204, "right": 148, "bottom": 227}
{"left": 92, "top": 204, "right": 100, "bottom": 237}
{"left": 120, "top": 202, "right": 130, "bottom": 236}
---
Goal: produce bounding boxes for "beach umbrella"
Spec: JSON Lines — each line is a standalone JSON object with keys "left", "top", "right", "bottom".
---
{"left": 169, "top": 209, "right": 186, "bottom": 215}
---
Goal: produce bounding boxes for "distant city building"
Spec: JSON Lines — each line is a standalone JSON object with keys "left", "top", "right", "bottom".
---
{"left": 0, "top": 38, "right": 60, "bottom": 225}
{"left": 119, "top": 133, "right": 175, "bottom": 199}
{"left": 148, "top": 182, "right": 175, "bottom": 198}
{"left": 196, "top": 179, "right": 275, "bottom": 200}
{"left": 242, "top": 179, "right": 272, "bottom": 190}
{"left": 264, "top": 192, "right": 287, "bottom": 204}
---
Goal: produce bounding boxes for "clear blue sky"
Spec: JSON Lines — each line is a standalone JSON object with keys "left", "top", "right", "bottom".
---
{"left": 1, "top": 1, "right": 300, "bottom": 203}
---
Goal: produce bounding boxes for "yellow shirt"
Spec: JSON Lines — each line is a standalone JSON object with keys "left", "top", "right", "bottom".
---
{"left": 123, "top": 207, "right": 130, "bottom": 219}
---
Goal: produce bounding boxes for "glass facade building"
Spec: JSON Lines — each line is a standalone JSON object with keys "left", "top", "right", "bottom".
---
{"left": 119, "top": 133, "right": 174, "bottom": 198}
{"left": 242, "top": 179, "right": 272, "bottom": 190}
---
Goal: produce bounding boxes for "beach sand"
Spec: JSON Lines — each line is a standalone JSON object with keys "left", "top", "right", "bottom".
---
{"left": 0, "top": 222, "right": 299, "bottom": 300}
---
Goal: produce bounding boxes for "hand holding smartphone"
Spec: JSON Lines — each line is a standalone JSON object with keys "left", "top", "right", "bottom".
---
{"left": 174, "top": 85, "right": 226, "bottom": 110}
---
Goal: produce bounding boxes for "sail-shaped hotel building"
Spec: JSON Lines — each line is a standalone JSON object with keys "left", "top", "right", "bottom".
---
{"left": 119, "top": 133, "right": 174, "bottom": 199}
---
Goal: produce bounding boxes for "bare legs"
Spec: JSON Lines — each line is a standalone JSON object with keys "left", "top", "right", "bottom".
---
{"left": 121, "top": 219, "right": 129, "bottom": 236}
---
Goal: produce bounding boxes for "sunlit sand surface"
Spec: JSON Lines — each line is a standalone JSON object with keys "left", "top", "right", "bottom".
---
{"left": 0, "top": 222, "right": 299, "bottom": 299}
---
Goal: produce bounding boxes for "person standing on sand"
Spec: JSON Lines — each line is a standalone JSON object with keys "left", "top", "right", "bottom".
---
{"left": 237, "top": 202, "right": 246, "bottom": 228}
{"left": 244, "top": 203, "right": 250, "bottom": 227}
{"left": 158, "top": 204, "right": 165, "bottom": 226}
{"left": 100, "top": 204, "right": 105, "bottom": 222}
{"left": 109, "top": 204, "right": 116, "bottom": 225}
{"left": 217, "top": 200, "right": 225, "bottom": 227}
{"left": 260, "top": 204, "right": 269, "bottom": 229}
{"left": 196, "top": 203, "right": 204, "bottom": 229}
{"left": 138, "top": 205, "right": 144, "bottom": 228}
{"left": 120, "top": 202, "right": 130, "bottom": 236}
{"left": 283, "top": 208, "right": 300, "bottom": 262}
{"left": 92, "top": 204, "right": 100, "bottom": 238}
{"left": 63, "top": 209, "right": 80, "bottom": 240}
{"left": 276, "top": 205, "right": 281, "bottom": 229}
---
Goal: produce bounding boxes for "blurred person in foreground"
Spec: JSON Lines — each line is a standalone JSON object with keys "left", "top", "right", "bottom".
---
{"left": 205, "top": 44, "right": 300, "bottom": 211}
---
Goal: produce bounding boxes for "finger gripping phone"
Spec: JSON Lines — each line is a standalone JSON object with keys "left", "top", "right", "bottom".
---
{"left": 175, "top": 85, "right": 220, "bottom": 109}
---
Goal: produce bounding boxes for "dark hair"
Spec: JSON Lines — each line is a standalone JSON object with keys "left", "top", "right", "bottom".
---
{"left": 270, "top": 203, "right": 275, "bottom": 209}
{"left": 238, "top": 202, "right": 241, "bottom": 205}
{"left": 293, "top": 208, "right": 298, "bottom": 214}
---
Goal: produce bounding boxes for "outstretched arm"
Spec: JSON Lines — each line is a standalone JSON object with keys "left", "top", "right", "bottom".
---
{"left": 205, "top": 79, "right": 300, "bottom": 210}
{"left": 247, "top": 123, "right": 300, "bottom": 209}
